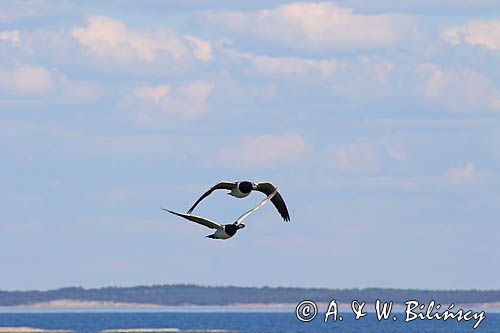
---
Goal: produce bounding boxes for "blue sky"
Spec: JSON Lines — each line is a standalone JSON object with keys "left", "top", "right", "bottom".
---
{"left": 1, "top": 0, "right": 499, "bottom": 291}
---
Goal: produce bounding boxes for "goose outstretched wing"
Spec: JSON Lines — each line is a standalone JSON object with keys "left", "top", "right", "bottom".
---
{"left": 163, "top": 209, "right": 222, "bottom": 229}
{"left": 234, "top": 190, "right": 277, "bottom": 225}
{"left": 187, "top": 181, "right": 236, "bottom": 213}
{"left": 255, "top": 182, "right": 290, "bottom": 222}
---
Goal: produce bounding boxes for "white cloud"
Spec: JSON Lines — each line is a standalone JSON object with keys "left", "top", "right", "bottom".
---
{"left": 58, "top": 76, "right": 103, "bottom": 104}
{"left": 0, "top": 64, "right": 102, "bottom": 104}
{"left": 181, "top": 81, "right": 214, "bottom": 110}
{"left": 368, "top": 59, "right": 395, "bottom": 83}
{"left": 208, "top": 71, "right": 280, "bottom": 104}
{"left": 128, "top": 81, "right": 214, "bottom": 124}
{"left": 185, "top": 36, "right": 213, "bottom": 61}
{"left": 0, "top": 30, "right": 20, "bottom": 46}
{"left": 0, "top": 119, "right": 75, "bottom": 139}
{"left": 331, "top": 140, "right": 380, "bottom": 174}
{"left": 442, "top": 20, "right": 500, "bottom": 50}
{"left": 320, "top": 175, "right": 419, "bottom": 191}
{"left": 76, "top": 133, "right": 189, "bottom": 161}
{"left": 219, "top": 132, "right": 308, "bottom": 168}
{"left": 6, "top": 193, "right": 44, "bottom": 206}
{"left": 387, "top": 147, "right": 407, "bottom": 161}
{"left": 205, "top": 2, "right": 414, "bottom": 51}
{"left": 225, "top": 49, "right": 338, "bottom": 79}
{"left": 374, "top": 118, "right": 489, "bottom": 127}
{"left": 224, "top": 49, "right": 402, "bottom": 102}
{"left": 0, "top": 1, "right": 43, "bottom": 23}
{"left": 335, "top": 0, "right": 500, "bottom": 13}
{"left": 330, "top": 57, "right": 396, "bottom": 98}
{"left": 134, "top": 85, "right": 170, "bottom": 104}
{"left": 0, "top": 65, "right": 53, "bottom": 95}
{"left": 416, "top": 63, "right": 500, "bottom": 112}
{"left": 442, "top": 162, "right": 476, "bottom": 184}
{"left": 71, "top": 16, "right": 212, "bottom": 64}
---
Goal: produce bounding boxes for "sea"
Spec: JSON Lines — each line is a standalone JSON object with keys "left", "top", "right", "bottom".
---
{"left": 0, "top": 308, "right": 499, "bottom": 333}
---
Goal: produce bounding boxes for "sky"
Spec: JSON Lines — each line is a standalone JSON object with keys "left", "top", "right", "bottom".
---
{"left": 1, "top": 0, "right": 500, "bottom": 291}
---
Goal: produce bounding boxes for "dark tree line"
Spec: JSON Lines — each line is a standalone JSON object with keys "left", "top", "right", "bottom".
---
{"left": 0, "top": 285, "right": 498, "bottom": 306}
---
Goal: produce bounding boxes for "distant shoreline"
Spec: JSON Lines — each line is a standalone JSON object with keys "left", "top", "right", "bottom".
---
{"left": 2, "top": 285, "right": 499, "bottom": 311}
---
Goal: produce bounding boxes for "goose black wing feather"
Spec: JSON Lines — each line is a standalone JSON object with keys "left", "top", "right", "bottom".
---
{"left": 255, "top": 182, "right": 290, "bottom": 222}
{"left": 162, "top": 208, "right": 222, "bottom": 229}
{"left": 187, "top": 181, "right": 236, "bottom": 213}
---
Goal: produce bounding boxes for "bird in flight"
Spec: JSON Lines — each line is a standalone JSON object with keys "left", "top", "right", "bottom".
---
{"left": 187, "top": 181, "right": 290, "bottom": 222}
{"left": 163, "top": 190, "right": 276, "bottom": 239}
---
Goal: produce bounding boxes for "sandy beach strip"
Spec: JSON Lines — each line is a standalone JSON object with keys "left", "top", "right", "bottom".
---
{"left": 101, "top": 329, "right": 236, "bottom": 333}
{"left": 0, "top": 327, "right": 73, "bottom": 333}
{"left": 3, "top": 299, "right": 500, "bottom": 311}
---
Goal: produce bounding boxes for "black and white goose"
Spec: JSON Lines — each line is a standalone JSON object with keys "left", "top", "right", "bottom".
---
{"left": 163, "top": 190, "right": 276, "bottom": 239}
{"left": 187, "top": 181, "right": 290, "bottom": 222}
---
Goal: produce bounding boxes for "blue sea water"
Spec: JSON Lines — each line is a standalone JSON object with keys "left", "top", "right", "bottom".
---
{"left": 0, "top": 310, "right": 498, "bottom": 333}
